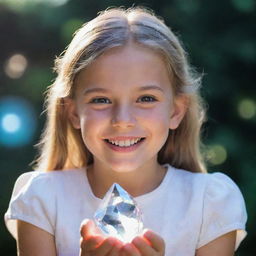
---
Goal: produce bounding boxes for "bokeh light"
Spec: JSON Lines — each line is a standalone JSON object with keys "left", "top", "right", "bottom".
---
{"left": 1, "top": 0, "right": 69, "bottom": 9}
{"left": 4, "top": 54, "right": 28, "bottom": 79}
{"left": 238, "top": 99, "right": 256, "bottom": 119}
{"left": 0, "top": 96, "right": 37, "bottom": 147}
{"left": 231, "top": 0, "right": 256, "bottom": 12}
{"left": 207, "top": 144, "right": 228, "bottom": 165}
{"left": 48, "top": 0, "right": 69, "bottom": 6}
{"left": 1, "top": 114, "right": 21, "bottom": 133}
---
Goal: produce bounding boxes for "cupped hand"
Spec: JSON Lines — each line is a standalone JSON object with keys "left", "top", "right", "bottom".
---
{"left": 121, "top": 230, "right": 165, "bottom": 256}
{"left": 79, "top": 219, "right": 123, "bottom": 256}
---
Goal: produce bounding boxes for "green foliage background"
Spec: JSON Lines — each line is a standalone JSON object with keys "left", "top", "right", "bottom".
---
{"left": 0, "top": 0, "right": 255, "bottom": 255}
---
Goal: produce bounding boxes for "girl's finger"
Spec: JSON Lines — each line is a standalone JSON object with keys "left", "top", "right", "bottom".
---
{"left": 132, "top": 236, "right": 155, "bottom": 256}
{"left": 122, "top": 243, "right": 141, "bottom": 256}
{"left": 80, "top": 219, "right": 93, "bottom": 237}
{"left": 93, "top": 237, "right": 117, "bottom": 256}
{"left": 143, "top": 230, "right": 165, "bottom": 253}
{"left": 106, "top": 240, "right": 123, "bottom": 256}
{"left": 80, "top": 235, "right": 104, "bottom": 252}
{"left": 80, "top": 219, "right": 102, "bottom": 238}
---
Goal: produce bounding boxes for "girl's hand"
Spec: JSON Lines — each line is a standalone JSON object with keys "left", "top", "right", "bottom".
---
{"left": 79, "top": 219, "right": 123, "bottom": 256}
{"left": 121, "top": 230, "right": 165, "bottom": 256}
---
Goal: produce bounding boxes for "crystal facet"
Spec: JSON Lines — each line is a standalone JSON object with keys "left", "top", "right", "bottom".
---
{"left": 94, "top": 183, "right": 143, "bottom": 243}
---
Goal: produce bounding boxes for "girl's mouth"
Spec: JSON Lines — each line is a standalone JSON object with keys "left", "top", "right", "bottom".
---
{"left": 104, "top": 137, "right": 146, "bottom": 151}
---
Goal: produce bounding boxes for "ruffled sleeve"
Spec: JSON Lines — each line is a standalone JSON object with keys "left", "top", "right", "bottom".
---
{"left": 197, "top": 172, "right": 247, "bottom": 250}
{"left": 4, "top": 172, "right": 56, "bottom": 239}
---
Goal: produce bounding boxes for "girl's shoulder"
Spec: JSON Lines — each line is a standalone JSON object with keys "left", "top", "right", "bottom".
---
{"left": 5, "top": 168, "right": 87, "bottom": 238}
{"left": 12, "top": 168, "right": 86, "bottom": 194}
{"left": 166, "top": 164, "right": 247, "bottom": 250}
{"left": 168, "top": 164, "right": 242, "bottom": 195}
{"left": 166, "top": 164, "right": 247, "bottom": 213}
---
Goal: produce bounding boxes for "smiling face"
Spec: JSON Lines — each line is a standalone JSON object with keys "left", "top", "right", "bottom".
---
{"left": 68, "top": 42, "right": 187, "bottom": 173}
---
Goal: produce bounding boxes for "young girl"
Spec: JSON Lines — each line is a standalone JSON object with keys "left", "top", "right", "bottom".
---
{"left": 5, "top": 7, "right": 247, "bottom": 256}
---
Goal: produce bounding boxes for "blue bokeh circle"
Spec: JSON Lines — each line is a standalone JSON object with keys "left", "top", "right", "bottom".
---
{"left": 0, "top": 96, "right": 37, "bottom": 147}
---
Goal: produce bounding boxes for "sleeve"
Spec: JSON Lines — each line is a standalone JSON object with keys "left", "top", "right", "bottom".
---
{"left": 4, "top": 172, "right": 56, "bottom": 239}
{"left": 197, "top": 172, "right": 247, "bottom": 251}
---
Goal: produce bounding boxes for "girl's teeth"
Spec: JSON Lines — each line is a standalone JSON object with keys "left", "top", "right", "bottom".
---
{"left": 125, "top": 140, "right": 130, "bottom": 146}
{"left": 107, "top": 138, "right": 143, "bottom": 147}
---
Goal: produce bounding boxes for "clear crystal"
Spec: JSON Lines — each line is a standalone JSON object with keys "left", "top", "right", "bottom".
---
{"left": 94, "top": 183, "right": 143, "bottom": 243}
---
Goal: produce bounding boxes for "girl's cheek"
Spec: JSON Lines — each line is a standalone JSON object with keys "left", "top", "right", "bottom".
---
{"left": 82, "top": 106, "right": 110, "bottom": 117}
{"left": 80, "top": 109, "right": 111, "bottom": 127}
{"left": 136, "top": 107, "right": 170, "bottom": 121}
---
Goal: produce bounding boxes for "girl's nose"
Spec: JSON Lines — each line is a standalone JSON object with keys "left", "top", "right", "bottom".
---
{"left": 111, "top": 104, "right": 136, "bottom": 128}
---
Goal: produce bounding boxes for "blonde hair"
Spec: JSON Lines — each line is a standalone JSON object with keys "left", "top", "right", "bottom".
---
{"left": 35, "top": 7, "right": 207, "bottom": 173}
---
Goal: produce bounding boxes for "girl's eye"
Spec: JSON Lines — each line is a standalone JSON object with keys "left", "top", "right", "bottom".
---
{"left": 90, "top": 97, "right": 111, "bottom": 104}
{"left": 137, "top": 96, "right": 157, "bottom": 103}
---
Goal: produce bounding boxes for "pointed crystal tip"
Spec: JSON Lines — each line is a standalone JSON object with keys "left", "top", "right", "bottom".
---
{"left": 94, "top": 183, "right": 143, "bottom": 243}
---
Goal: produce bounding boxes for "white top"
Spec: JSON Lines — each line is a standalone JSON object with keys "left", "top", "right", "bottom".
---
{"left": 5, "top": 164, "right": 247, "bottom": 256}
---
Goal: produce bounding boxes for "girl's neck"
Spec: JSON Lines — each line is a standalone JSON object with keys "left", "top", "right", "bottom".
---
{"left": 86, "top": 161, "right": 167, "bottom": 199}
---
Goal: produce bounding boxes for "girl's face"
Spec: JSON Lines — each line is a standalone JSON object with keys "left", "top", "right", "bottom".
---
{"left": 68, "top": 42, "right": 187, "bottom": 173}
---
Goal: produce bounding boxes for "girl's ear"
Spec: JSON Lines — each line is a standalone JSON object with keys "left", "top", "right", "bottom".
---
{"left": 64, "top": 97, "right": 81, "bottom": 129}
{"left": 169, "top": 95, "right": 188, "bottom": 130}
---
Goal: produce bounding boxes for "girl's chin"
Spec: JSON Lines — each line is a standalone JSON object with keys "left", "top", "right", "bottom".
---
{"left": 102, "top": 162, "right": 143, "bottom": 174}
{"left": 110, "top": 166, "right": 139, "bottom": 173}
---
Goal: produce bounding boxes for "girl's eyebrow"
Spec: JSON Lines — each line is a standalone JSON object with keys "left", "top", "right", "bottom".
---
{"left": 83, "top": 87, "right": 109, "bottom": 95}
{"left": 139, "top": 85, "right": 164, "bottom": 93}
{"left": 83, "top": 85, "right": 164, "bottom": 95}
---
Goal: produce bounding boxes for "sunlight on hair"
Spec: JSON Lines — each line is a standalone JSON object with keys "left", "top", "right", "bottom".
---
{"left": 4, "top": 54, "right": 28, "bottom": 79}
{"left": 238, "top": 99, "right": 256, "bottom": 119}
{"left": 207, "top": 145, "right": 227, "bottom": 165}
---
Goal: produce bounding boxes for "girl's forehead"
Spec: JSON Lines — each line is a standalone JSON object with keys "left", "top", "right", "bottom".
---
{"left": 94, "top": 42, "right": 165, "bottom": 66}
{"left": 75, "top": 42, "right": 173, "bottom": 89}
